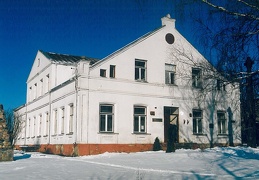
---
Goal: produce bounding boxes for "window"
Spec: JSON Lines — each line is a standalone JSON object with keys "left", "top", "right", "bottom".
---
{"left": 45, "top": 112, "right": 49, "bottom": 136}
{"left": 29, "top": 87, "right": 32, "bottom": 102}
{"left": 217, "top": 79, "right": 225, "bottom": 91}
{"left": 38, "top": 114, "right": 42, "bottom": 137}
{"left": 192, "top": 68, "right": 202, "bottom": 88}
{"left": 28, "top": 118, "right": 31, "bottom": 138}
{"left": 21, "top": 119, "right": 25, "bottom": 138}
{"left": 39, "top": 79, "right": 43, "bottom": 96}
{"left": 69, "top": 104, "right": 74, "bottom": 133}
{"left": 53, "top": 109, "right": 57, "bottom": 135}
{"left": 135, "top": 60, "right": 146, "bottom": 81}
{"left": 165, "top": 64, "right": 176, "bottom": 85}
{"left": 99, "top": 104, "right": 114, "bottom": 132}
{"left": 100, "top": 69, "right": 106, "bottom": 77}
{"left": 110, "top": 65, "right": 116, "bottom": 78}
{"left": 134, "top": 106, "right": 146, "bottom": 133}
{"left": 193, "top": 110, "right": 202, "bottom": 134}
{"left": 46, "top": 74, "right": 50, "bottom": 93}
{"left": 33, "top": 116, "right": 36, "bottom": 137}
{"left": 60, "top": 107, "right": 65, "bottom": 134}
{"left": 34, "top": 83, "right": 37, "bottom": 99}
{"left": 217, "top": 111, "right": 227, "bottom": 134}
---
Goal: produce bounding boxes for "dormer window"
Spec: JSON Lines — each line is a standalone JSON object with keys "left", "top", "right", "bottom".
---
{"left": 135, "top": 59, "right": 146, "bottom": 81}
{"left": 100, "top": 69, "right": 106, "bottom": 77}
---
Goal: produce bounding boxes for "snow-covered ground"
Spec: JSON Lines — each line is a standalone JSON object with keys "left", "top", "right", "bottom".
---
{"left": 1, "top": 147, "right": 259, "bottom": 180}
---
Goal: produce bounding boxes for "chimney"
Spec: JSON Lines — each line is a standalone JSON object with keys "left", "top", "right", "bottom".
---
{"left": 161, "top": 14, "right": 176, "bottom": 28}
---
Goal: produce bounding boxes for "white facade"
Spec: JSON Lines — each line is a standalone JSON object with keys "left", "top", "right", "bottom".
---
{"left": 15, "top": 15, "right": 241, "bottom": 155}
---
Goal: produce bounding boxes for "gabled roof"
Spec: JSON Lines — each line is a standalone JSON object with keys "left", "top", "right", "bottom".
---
{"left": 91, "top": 25, "right": 165, "bottom": 68}
{"left": 39, "top": 50, "right": 99, "bottom": 65}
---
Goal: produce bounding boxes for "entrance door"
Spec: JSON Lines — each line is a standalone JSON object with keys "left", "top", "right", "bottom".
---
{"left": 164, "top": 107, "right": 179, "bottom": 143}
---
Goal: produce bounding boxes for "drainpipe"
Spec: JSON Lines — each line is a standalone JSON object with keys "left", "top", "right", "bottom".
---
{"left": 74, "top": 64, "right": 79, "bottom": 144}
{"left": 209, "top": 86, "right": 215, "bottom": 148}
{"left": 48, "top": 89, "right": 51, "bottom": 145}
{"left": 24, "top": 103, "right": 27, "bottom": 146}
{"left": 87, "top": 64, "right": 90, "bottom": 145}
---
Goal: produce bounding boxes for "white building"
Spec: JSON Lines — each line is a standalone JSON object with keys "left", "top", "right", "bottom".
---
{"left": 15, "top": 15, "right": 241, "bottom": 156}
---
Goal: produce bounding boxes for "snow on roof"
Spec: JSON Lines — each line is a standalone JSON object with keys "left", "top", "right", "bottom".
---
{"left": 39, "top": 50, "right": 99, "bottom": 65}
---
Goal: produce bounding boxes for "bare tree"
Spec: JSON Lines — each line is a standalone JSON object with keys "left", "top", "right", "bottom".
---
{"left": 180, "top": 0, "right": 259, "bottom": 147}
{"left": 4, "top": 109, "right": 23, "bottom": 147}
{"left": 169, "top": 43, "right": 241, "bottom": 148}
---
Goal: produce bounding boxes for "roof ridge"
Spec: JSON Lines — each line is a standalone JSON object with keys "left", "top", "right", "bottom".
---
{"left": 39, "top": 50, "right": 99, "bottom": 64}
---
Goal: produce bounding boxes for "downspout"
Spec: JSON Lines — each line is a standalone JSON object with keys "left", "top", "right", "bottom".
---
{"left": 48, "top": 63, "right": 54, "bottom": 145}
{"left": 48, "top": 90, "right": 51, "bottom": 145}
{"left": 87, "top": 64, "right": 90, "bottom": 144}
{"left": 24, "top": 103, "right": 28, "bottom": 146}
{"left": 74, "top": 64, "right": 78, "bottom": 144}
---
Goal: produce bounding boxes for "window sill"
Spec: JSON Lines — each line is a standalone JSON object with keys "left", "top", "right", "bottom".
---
{"left": 51, "top": 135, "right": 57, "bottom": 137}
{"left": 98, "top": 132, "right": 118, "bottom": 134}
{"left": 37, "top": 136, "right": 41, "bottom": 138}
{"left": 192, "top": 86, "right": 202, "bottom": 89}
{"left": 193, "top": 133, "right": 206, "bottom": 136}
{"left": 43, "top": 135, "right": 48, "bottom": 137}
{"left": 217, "top": 134, "right": 228, "bottom": 137}
{"left": 66, "top": 132, "right": 73, "bottom": 135}
{"left": 165, "top": 83, "right": 177, "bottom": 86}
{"left": 135, "top": 80, "right": 148, "bottom": 83}
{"left": 59, "top": 133, "right": 64, "bottom": 136}
{"left": 132, "top": 133, "right": 151, "bottom": 135}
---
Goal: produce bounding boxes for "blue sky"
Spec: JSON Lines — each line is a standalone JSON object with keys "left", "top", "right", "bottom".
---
{"left": 0, "top": 0, "right": 201, "bottom": 110}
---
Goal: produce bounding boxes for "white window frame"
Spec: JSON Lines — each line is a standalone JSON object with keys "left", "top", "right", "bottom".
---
{"left": 69, "top": 104, "right": 74, "bottom": 133}
{"left": 192, "top": 68, "right": 202, "bottom": 88}
{"left": 135, "top": 59, "right": 147, "bottom": 81}
{"left": 27, "top": 118, "right": 31, "bottom": 138}
{"left": 133, "top": 106, "right": 147, "bottom": 133}
{"left": 110, "top": 65, "right": 116, "bottom": 78}
{"left": 34, "top": 83, "right": 37, "bottom": 99}
{"left": 60, "top": 107, "right": 65, "bottom": 134}
{"left": 45, "top": 74, "right": 50, "bottom": 93}
{"left": 193, "top": 110, "right": 203, "bottom": 134}
{"left": 217, "top": 111, "right": 227, "bottom": 134}
{"left": 165, "top": 64, "right": 176, "bottom": 85}
{"left": 99, "top": 104, "right": 114, "bottom": 133}
{"left": 100, "top": 69, "right": 107, "bottom": 77}
{"left": 38, "top": 114, "right": 42, "bottom": 137}
{"left": 33, "top": 116, "right": 36, "bottom": 137}
{"left": 44, "top": 112, "right": 49, "bottom": 136}
{"left": 53, "top": 109, "right": 58, "bottom": 135}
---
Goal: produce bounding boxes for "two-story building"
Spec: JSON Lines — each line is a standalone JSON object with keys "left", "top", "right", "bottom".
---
{"left": 15, "top": 15, "right": 241, "bottom": 156}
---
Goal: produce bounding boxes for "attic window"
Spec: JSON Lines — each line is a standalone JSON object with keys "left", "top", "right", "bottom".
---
{"left": 100, "top": 69, "right": 106, "bottom": 77}
{"left": 165, "top": 33, "right": 175, "bottom": 44}
{"left": 110, "top": 65, "right": 116, "bottom": 78}
{"left": 38, "top": 58, "right": 40, "bottom": 67}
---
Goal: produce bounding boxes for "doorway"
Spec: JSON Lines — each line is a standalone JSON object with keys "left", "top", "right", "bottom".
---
{"left": 164, "top": 107, "right": 179, "bottom": 143}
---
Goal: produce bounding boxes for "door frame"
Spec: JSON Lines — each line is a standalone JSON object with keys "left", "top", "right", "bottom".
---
{"left": 164, "top": 106, "right": 179, "bottom": 143}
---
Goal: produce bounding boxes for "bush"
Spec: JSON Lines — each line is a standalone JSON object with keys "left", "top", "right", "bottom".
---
{"left": 153, "top": 137, "right": 162, "bottom": 151}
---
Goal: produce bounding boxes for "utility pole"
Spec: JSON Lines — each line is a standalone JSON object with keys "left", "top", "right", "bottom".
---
{"left": 244, "top": 57, "right": 256, "bottom": 147}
